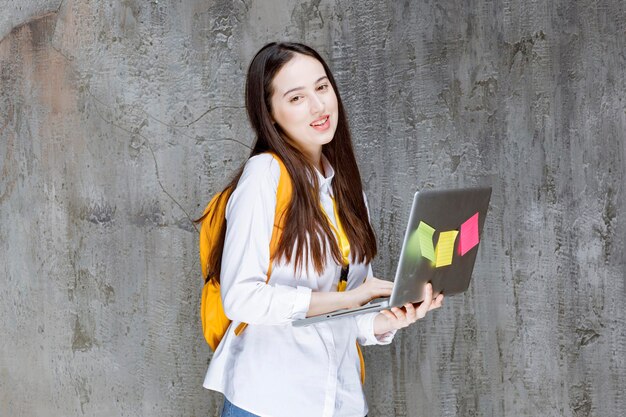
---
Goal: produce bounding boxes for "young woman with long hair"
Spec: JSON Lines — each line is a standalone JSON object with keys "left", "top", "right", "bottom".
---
{"left": 200, "top": 42, "right": 443, "bottom": 417}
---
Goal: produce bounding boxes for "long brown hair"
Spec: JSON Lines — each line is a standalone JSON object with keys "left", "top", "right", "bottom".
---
{"left": 198, "top": 42, "right": 377, "bottom": 281}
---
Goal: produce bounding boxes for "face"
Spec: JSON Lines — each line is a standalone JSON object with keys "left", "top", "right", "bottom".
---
{"left": 269, "top": 53, "right": 339, "bottom": 162}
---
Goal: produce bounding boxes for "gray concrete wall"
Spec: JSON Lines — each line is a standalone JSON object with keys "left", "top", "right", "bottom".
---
{"left": 1, "top": 1, "right": 624, "bottom": 416}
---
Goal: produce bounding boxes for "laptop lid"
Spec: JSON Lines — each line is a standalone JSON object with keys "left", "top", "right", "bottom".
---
{"left": 388, "top": 187, "right": 492, "bottom": 307}
{"left": 292, "top": 186, "right": 492, "bottom": 327}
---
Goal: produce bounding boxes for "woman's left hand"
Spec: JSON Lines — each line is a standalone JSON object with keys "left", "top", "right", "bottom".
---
{"left": 373, "top": 283, "right": 444, "bottom": 334}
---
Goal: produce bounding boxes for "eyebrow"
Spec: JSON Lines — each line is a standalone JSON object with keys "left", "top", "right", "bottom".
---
{"left": 282, "top": 76, "right": 329, "bottom": 97}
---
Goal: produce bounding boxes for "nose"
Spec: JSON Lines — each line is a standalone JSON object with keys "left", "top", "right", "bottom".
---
{"left": 310, "top": 92, "right": 325, "bottom": 114}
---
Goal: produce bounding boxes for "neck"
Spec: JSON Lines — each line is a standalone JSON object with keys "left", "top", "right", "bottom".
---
{"left": 303, "top": 147, "right": 324, "bottom": 175}
{"left": 317, "top": 159, "right": 325, "bottom": 176}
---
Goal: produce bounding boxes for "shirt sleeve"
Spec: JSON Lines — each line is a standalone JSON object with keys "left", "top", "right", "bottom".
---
{"left": 355, "top": 263, "right": 397, "bottom": 345}
{"left": 220, "top": 154, "right": 312, "bottom": 325}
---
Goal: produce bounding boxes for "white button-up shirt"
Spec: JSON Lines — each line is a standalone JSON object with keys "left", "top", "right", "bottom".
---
{"left": 203, "top": 153, "right": 395, "bottom": 417}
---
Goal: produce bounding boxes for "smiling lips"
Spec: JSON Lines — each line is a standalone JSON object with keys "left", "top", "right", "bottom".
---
{"left": 310, "top": 114, "right": 330, "bottom": 131}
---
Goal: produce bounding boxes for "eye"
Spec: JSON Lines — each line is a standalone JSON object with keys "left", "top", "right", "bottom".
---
{"left": 289, "top": 95, "right": 302, "bottom": 103}
{"left": 317, "top": 83, "right": 329, "bottom": 91}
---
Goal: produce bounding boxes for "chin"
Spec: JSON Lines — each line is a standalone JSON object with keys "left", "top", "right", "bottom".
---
{"left": 324, "top": 132, "right": 335, "bottom": 144}
{"left": 324, "top": 122, "right": 339, "bottom": 142}
{"left": 319, "top": 131, "right": 336, "bottom": 146}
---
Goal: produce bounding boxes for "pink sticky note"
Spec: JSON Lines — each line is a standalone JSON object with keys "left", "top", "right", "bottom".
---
{"left": 459, "top": 212, "right": 479, "bottom": 256}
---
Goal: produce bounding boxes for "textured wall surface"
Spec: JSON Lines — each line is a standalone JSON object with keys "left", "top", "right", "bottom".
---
{"left": 1, "top": 1, "right": 624, "bottom": 416}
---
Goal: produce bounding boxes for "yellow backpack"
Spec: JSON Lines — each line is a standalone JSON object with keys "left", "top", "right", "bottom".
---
{"left": 199, "top": 152, "right": 366, "bottom": 383}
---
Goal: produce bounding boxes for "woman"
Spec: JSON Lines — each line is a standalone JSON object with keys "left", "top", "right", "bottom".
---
{"left": 201, "top": 42, "right": 444, "bottom": 417}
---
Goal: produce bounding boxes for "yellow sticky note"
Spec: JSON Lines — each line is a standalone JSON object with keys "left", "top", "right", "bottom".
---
{"left": 435, "top": 230, "right": 458, "bottom": 267}
{"left": 417, "top": 221, "right": 436, "bottom": 262}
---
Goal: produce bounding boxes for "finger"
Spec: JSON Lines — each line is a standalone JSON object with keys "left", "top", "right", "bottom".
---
{"left": 404, "top": 302, "right": 417, "bottom": 322}
{"left": 432, "top": 294, "right": 444, "bottom": 307}
{"left": 382, "top": 309, "right": 404, "bottom": 327}
{"left": 430, "top": 294, "right": 444, "bottom": 309}
{"left": 415, "top": 284, "right": 433, "bottom": 319}
{"left": 380, "top": 309, "right": 396, "bottom": 321}
{"left": 391, "top": 307, "right": 406, "bottom": 321}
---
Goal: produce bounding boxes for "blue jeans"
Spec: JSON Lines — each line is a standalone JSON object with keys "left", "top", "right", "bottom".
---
{"left": 220, "top": 397, "right": 368, "bottom": 417}
{"left": 221, "top": 398, "right": 260, "bottom": 417}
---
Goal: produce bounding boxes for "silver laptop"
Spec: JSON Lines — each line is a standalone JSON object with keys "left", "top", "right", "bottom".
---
{"left": 292, "top": 187, "right": 492, "bottom": 327}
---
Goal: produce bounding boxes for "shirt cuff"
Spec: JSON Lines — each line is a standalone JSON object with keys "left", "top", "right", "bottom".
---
{"left": 356, "top": 312, "right": 397, "bottom": 346}
{"left": 374, "top": 329, "right": 397, "bottom": 344}
{"left": 290, "top": 286, "right": 312, "bottom": 320}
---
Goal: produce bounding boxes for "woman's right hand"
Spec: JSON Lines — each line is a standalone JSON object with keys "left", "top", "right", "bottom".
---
{"left": 345, "top": 277, "right": 394, "bottom": 309}
{"left": 307, "top": 277, "right": 394, "bottom": 318}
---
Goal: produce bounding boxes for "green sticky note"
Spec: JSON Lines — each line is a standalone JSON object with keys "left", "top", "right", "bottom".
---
{"left": 405, "top": 229, "right": 421, "bottom": 260}
{"left": 435, "top": 230, "right": 459, "bottom": 267}
{"left": 417, "top": 221, "right": 436, "bottom": 262}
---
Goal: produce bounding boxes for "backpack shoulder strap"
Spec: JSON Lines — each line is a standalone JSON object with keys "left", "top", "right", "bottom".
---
{"left": 267, "top": 152, "right": 292, "bottom": 276}
{"left": 200, "top": 153, "right": 289, "bottom": 280}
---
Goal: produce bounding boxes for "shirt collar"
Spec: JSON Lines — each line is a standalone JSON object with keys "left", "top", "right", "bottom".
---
{"left": 315, "top": 154, "right": 335, "bottom": 194}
